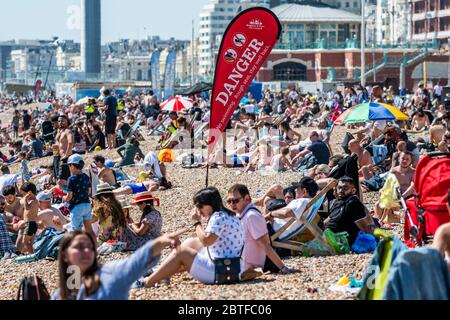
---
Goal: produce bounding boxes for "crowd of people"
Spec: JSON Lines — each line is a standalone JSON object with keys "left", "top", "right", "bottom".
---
{"left": 0, "top": 80, "right": 449, "bottom": 300}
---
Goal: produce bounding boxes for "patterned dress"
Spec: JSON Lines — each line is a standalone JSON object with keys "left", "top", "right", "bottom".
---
{"left": 93, "top": 206, "right": 125, "bottom": 245}
{"left": 124, "top": 209, "right": 162, "bottom": 251}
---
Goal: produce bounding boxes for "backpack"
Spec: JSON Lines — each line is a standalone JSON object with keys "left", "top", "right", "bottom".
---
{"left": 294, "top": 153, "right": 318, "bottom": 173}
{"left": 16, "top": 275, "right": 51, "bottom": 300}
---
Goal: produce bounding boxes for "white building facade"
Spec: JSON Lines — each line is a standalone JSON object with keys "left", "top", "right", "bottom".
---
{"left": 376, "top": 0, "right": 412, "bottom": 45}
{"left": 198, "top": 0, "right": 240, "bottom": 77}
{"left": 198, "top": 0, "right": 273, "bottom": 77}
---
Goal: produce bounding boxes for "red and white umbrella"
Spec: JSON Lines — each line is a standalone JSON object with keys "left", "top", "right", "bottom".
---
{"left": 160, "top": 96, "right": 194, "bottom": 112}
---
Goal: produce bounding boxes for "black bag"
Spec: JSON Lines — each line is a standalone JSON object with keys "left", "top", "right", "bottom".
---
{"left": 266, "top": 198, "right": 287, "bottom": 212}
{"left": 16, "top": 275, "right": 51, "bottom": 300}
{"left": 158, "top": 177, "right": 172, "bottom": 189}
{"left": 295, "top": 153, "right": 318, "bottom": 172}
{"left": 207, "top": 247, "right": 243, "bottom": 285}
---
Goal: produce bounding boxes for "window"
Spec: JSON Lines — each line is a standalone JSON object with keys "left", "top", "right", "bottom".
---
{"left": 442, "top": 0, "right": 450, "bottom": 10}
{"left": 273, "top": 62, "right": 307, "bottom": 81}
{"left": 338, "top": 24, "right": 350, "bottom": 42}
{"left": 346, "top": 2, "right": 350, "bottom": 7}
{"left": 414, "top": 1, "right": 425, "bottom": 13}
{"left": 414, "top": 20, "right": 425, "bottom": 34}
{"left": 440, "top": 16, "right": 450, "bottom": 31}
{"left": 430, "top": 1, "right": 435, "bottom": 11}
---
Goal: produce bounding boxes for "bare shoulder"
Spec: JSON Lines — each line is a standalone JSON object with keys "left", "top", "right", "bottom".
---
{"left": 390, "top": 166, "right": 400, "bottom": 174}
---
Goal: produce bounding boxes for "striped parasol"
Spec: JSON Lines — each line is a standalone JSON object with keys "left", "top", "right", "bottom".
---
{"left": 335, "top": 102, "right": 409, "bottom": 124}
{"left": 160, "top": 96, "right": 194, "bottom": 112}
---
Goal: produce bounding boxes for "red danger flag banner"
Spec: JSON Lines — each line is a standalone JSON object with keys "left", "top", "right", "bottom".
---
{"left": 207, "top": 7, "right": 281, "bottom": 157}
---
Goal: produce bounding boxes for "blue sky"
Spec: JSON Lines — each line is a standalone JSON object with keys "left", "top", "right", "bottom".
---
{"left": 0, "top": 0, "right": 208, "bottom": 43}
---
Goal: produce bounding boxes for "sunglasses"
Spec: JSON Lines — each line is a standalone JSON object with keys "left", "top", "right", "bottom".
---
{"left": 337, "top": 186, "right": 352, "bottom": 191}
{"left": 226, "top": 197, "right": 243, "bottom": 205}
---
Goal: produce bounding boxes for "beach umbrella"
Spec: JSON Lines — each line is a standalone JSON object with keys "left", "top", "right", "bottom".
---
{"left": 334, "top": 107, "right": 354, "bottom": 125}
{"left": 161, "top": 96, "right": 194, "bottom": 112}
{"left": 343, "top": 102, "right": 409, "bottom": 124}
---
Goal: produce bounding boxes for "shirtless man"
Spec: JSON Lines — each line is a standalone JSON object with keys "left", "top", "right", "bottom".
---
{"left": 430, "top": 116, "right": 448, "bottom": 148}
{"left": 55, "top": 115, "right": 73, "bottom": 188}
{"left": 374, "top": 151, "right": 415, "bottom": 224}
{"left": 18, "top": 182, "right": 40, "bottom": 254}
{"left": 348, "top": 139, "right": 374, "bottom": 179}
{"left": 93, "top": 155, "right": 118, "bottom": 187}
{"left": 3, "top": 185, "right": 24, "bottom": 223}
{"left": 36, "top": 192, "right": 69, "bottom": 232}
{"left": 390, "top": 152, "right": 416, "bottom": 198}
{"left": 391, "top": 141, "right": 407, "bottom": 168}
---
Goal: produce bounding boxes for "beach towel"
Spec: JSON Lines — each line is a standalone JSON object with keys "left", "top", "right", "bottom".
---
{"left": 378, "top": 174, "right": 400, "bottom": 210}
{"left": 15, "top": 228, "right": 65, "bottom": 263}
{"left": 0, "top": 214, "right": 18, "bottom": 257}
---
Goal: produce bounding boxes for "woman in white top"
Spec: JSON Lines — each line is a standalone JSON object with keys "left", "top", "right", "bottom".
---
{"left": 144, "top": 187, "right": 244, "bottom": 286}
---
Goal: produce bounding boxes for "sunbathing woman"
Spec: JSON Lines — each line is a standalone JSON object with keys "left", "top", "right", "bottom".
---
{"left": 143, "top": 187, "right": 244, "bottom": 287}
{"left": 113, "top": 178, "right": 160, "bottom": 196}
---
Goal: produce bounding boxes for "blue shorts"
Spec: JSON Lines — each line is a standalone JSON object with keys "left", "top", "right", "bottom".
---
{"left": 124, "top": 183, "right": 148, "bottom": 194}
{"left": 69, "top": 203, "right": 93, "bottom": 231}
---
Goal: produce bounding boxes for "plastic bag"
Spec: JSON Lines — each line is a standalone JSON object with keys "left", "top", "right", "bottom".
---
{"left": 97, "top": 241, "right": 127, "bottom": 255}
{"left": 324, "top": 229, "right": 351, "bottom": 255}
{"left": 301, "top": 239, "right": 332, "bottom": 257}
{"left": 351, "top": 232, "right": 377, "bottom": 254}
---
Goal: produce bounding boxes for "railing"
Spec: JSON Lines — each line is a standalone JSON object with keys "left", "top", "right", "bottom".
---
{"left": 326, "top": 68, "right": 361, "bottom": 82}
{"left": 274, "top": 39, "right": 437, "bottom": 51}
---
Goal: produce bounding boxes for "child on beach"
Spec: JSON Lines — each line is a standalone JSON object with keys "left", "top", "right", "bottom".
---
{"left": 62, "top": 154, "right": 93, "bottom": 234}
{"left": 19, "top": 151, "right": 32, "bottom": 182}
{"left": 17, "top": 182, "right": 39, "bottom": 254}
{"left": 271, "top": 147, "right": 293, "bottom": 172}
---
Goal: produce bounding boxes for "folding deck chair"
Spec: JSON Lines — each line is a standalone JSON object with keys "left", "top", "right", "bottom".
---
{"left": 148, "top": 114, "right": 170, "bottom": 136}
{"left": 270, "top": 180, "right": 338, "bottom": 254}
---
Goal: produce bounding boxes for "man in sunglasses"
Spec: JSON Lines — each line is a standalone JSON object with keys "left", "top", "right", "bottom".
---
{"left": 227, "top": 184, "right": 293, "bottom": 275}
{"left": 324, "top": 177, "right": 369, "bottom": 245}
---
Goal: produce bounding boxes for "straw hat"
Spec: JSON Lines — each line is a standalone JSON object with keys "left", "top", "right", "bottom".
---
{"left": 119, "top": 198, "right": 132, "bottom": 209}
{"left": 131, "top": 192, "right": 160, "bottom": 206}
{"left": 95, "top": 183, "right": 114, "bottom": 196}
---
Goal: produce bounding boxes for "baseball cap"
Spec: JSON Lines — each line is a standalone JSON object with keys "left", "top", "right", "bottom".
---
{"left": 105, "top": 160, "right": 115, "bottom": 168}
{"left": 67, "top": 154, "right": 84, "bottom": 165}
{"left": 36, "top": 192, "right": 52, "bottom": 202}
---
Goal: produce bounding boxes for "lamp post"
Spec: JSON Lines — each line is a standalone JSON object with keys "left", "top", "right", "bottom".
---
{"left": 424, "top": 12, "right": 433, "bottom": 89}
{"left": 361, "top": 0, "right": 366, "bottom": 87}
{"left": 372, "top": 42, "right": 376, "bottom": 83}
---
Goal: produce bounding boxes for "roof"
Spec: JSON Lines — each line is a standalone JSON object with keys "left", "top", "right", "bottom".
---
{"left": 272, "top": 3, "right": 361, "bottom": 23}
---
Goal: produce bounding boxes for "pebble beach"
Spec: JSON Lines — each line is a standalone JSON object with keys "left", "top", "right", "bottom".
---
{"left": 0, "top": 105, "right": 392, "bottom": 300}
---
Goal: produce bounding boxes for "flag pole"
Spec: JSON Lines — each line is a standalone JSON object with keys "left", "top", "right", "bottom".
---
{"left": 205, "top": 163, "right": 209, "bottom": 187}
